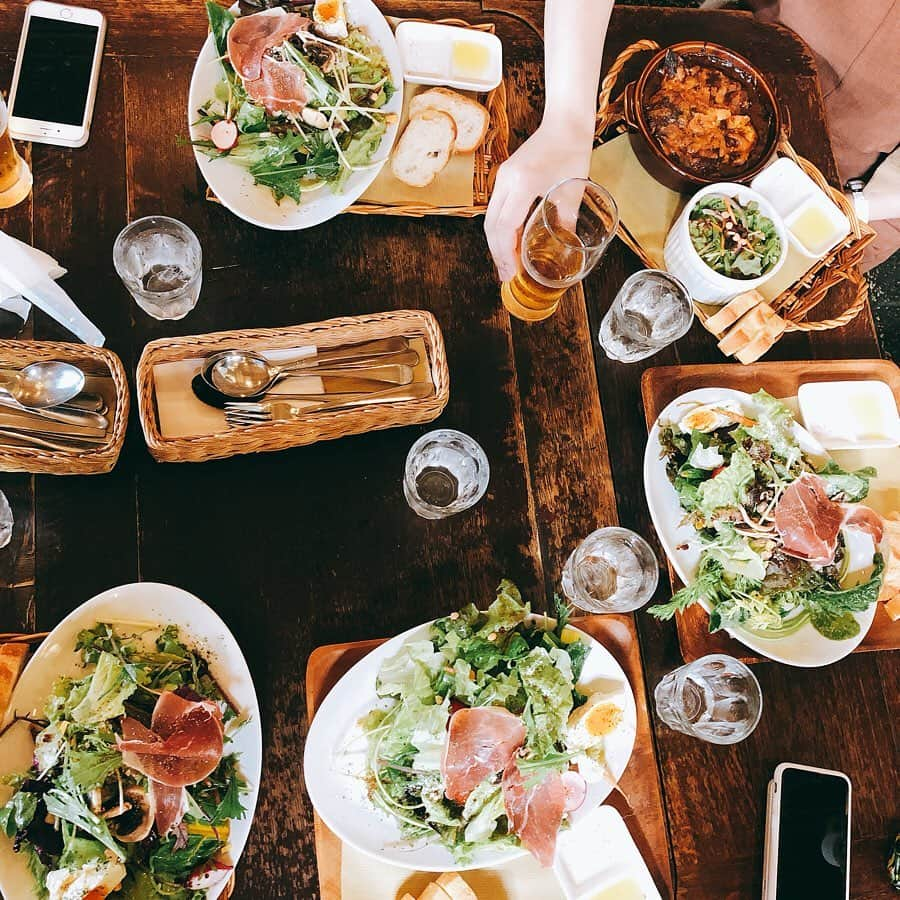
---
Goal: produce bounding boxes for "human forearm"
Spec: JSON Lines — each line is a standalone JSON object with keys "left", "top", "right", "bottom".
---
{"left": 542, "top": 0, "right": 614, "bottom": 134}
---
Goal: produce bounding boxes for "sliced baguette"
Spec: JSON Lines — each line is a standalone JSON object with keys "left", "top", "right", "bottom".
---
{"left": 436, "top": 873, "right": 478, "bottom": 900}
{"left": 0, "top": 643, "right": 29, "bottom": 721}
{"left": 419, "top": 884, "right": 452, "bottom": 900}
{"left": 704, "top": 289, "right": 764, "bottom": 336}
{"left": 409, "top": 87, "right": 490, "bottom": 153}
{"left": 734, "top": 306, "right": 786, "bottom": 364}
{"left": 391, "top": 109, "right": 457, "bottom": 188}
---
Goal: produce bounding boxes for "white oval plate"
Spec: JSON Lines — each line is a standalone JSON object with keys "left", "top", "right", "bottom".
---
{"left": 644, "top": 387, "right": 878, "bottom": 667}
{"left": 304, "top": 618, "right": 637, "bottom": 872}
{"left": 188, "top": 0, "right": 403, "bottom": 230}
{"left": 0, "top": 583, "right": 262, "bottom": 900}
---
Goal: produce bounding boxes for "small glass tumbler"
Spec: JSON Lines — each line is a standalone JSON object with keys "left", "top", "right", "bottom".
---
{"left": 0, "top": 93, "right": 32, "bottom": 210}
{"left": 599, "top": 269, "right": 694, "bottom": 363}
{"left": 561, "top": 526, "right": 659, "bottom": 613}
{"left": 404, "top": 429, "right": 490, "bottom": 520}
{"left": 654, "top": 653, "right": 762, "bottom": 745}
{"left": 113, "top": 216, "right": 202, "bottom": 320}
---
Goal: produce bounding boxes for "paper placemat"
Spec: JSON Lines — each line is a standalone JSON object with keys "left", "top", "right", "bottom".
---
{"left": 360, "top": 82, "right": 476, "bottom": 209}
{"left": 152, "top": 337, "right": 432, "bottom": 440}
{"left": 589, "top": 135, "right": 816, "bottom": 299}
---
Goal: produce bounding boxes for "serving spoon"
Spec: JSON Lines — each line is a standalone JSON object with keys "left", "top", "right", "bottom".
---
{"left": 205, "top": 347, "right": 419, "bottom": 399}
{"left": 0, "top": 361, "right": 86, "bottom": 409}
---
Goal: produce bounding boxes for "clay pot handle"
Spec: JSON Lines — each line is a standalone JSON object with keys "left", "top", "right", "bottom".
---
{"left": 595, "top": 39, "right": 660, "bottom": 138}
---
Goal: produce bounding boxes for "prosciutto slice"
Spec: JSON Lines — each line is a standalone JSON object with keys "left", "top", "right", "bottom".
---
{"left": 148, "top": 779, "right": 186, "bottom": 839}
{"left": 227, "top": 8, "right": 311, "bottom": 82}
{"left": 774, "top": 473, "right": 883, "bottom": 566}
{"left": 501, "top": 760, "right": 566, "bottom": 867}
{"left": 118, "top": 691, "right": 224, "bottom": 788}
{"left": 244, "top": 56, "right": 309, "bottom": 114}
{"left": 441, "top": 707, "right": 526, "bottom": 804}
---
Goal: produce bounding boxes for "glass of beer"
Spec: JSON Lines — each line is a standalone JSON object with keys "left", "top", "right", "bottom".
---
{"left": 501, "top": 178, "right": 618, "bottom": 322}
{"left": 0, "top": 94, "right": 32, "bottom": 210}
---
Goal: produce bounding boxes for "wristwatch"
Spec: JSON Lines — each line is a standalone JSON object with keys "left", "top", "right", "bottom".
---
{"left": 845, "top": 178, "right": 870, "bottom": 223}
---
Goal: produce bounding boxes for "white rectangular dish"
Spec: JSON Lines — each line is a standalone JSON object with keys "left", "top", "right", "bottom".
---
{"left": 798, "top": 379, "right": 900, "bottom": 450}
{"left": 396, "top": 21, "right": 502, "bottom": 91}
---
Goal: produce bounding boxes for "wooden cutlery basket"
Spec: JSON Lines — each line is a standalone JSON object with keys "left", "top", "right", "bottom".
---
{"left": 0, "top": 341, "right": 129, "bottom": 476}
{"left": 136, "top": 310, "right": 450, "bottom": 464}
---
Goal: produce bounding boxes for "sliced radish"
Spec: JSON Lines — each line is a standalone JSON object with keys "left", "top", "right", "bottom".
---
{"left": 561, "top": 770, "right": 587, "bottom": 812}
{"left": 186, "top": 858, "right": 234, "bottom": 890}
{"left": 210, "top": 119, "right": 239, "bottom": 151}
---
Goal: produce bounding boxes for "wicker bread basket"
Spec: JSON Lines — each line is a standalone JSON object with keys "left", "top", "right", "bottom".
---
{"left": 594, "top": 40, "right": 877, "bottom": 340}
{"left": 0, "top": 342, "right": 129, "bottom": 475}
{"left": 136, "top": 309, "right": 450, "bottom": 463}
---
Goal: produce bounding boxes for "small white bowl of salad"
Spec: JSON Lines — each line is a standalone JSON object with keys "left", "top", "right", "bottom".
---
{"left": 664, "top": 182, "right": 788, "bottom": 305}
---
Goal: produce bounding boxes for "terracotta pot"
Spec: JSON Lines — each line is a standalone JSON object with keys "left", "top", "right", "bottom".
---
{"left": 618, "top": 41, "right": 782, "bottom": 192}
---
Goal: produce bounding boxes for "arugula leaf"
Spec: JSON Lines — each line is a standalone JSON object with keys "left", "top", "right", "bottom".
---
{"left": 816, "top": 460, "right": 877, "bottom": 502}
{"left": 205, "top": 1, "right": 234, "bottom": 66}
{"left": 0, "top": 790, "right": 37, "bottom": 837}
{"left": 150, "top": 834, "right": 222, "bottom": 880}
{"left": 189, "top": 754, "right": 248, "bottom": 825}
{"left": 44, "top": 786, "right": 124, "bottom": 859}
{"left": 649, "top": 557, "right": 725, "bottom": 620}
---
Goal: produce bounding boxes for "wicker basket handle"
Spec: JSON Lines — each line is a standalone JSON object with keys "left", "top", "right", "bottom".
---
{"left": 595, "top": 39, "right": 660, "bottom": 138}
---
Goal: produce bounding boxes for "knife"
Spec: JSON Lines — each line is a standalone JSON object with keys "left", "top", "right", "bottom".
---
{"left": 316, "top": 374, "right": 418, "bottom": 394}
{"left": 0, "top": 408, "right": 109, "bottom": 439}
{"left": 276, "top": 365, "right": 414, "bottom": 388}
{"left": 0, "top": 397, "right": 109, "bottom": 430}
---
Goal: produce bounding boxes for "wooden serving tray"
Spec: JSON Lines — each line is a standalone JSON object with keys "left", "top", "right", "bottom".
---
{"left": 305, "top": 616, "right": 674, "bottom": 900}
{"left": 641, "top": 358, "right": 900, "bottom": 664}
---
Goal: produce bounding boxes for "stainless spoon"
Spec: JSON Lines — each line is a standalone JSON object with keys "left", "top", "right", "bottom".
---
{"left": 207, "top": 349, "right": 416, "bottom": 399}
{"left": 0, "top": 362, "right": 86, "bottom": 409}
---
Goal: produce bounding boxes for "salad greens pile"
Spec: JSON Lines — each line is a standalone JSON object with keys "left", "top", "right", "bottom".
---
{"left": 1, "top": 623, "right": 247, "bottom": 900}
{"left": 689, "top": 195, "right": 782, "bottom": 279}
{"left": 648, "top": 390, "right": 884, "bottom": 640}
{"left": 360, "top": 582, "right": 596, "bottom": 862}
{"left": 189, "top": 1, "right": 394, "bottom": 204}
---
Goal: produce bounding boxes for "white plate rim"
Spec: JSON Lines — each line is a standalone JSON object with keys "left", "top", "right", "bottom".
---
{"left": 303, "top": 617, "right": 637, "bottom": 872}
{"left": 0, "top": 582, "right": 262, "bottom": 900}
{"left": 187, "top": 0, "right": 404, "bottom": 231}
{"left": 643, "top": 386, "right": 878, "bottom": 667}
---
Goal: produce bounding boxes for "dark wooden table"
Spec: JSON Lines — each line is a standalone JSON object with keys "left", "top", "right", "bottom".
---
{"left": 0, "top": 3, "right": 896, "bottom": 898}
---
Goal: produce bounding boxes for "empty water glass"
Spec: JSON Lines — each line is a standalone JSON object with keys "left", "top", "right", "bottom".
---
{"left": 404, "top": 429, "right": 489, "bottom": 520}
{"left": 654, "top": 653, "right": 762, "bottom": 745}
{"left": 599, "top": 269, "right": 694, "bottom": 363}
{"left": 561, "top": 526, "right": 659, "bottom": 613}
{"left": 113, "top": 216, "right": 202, "bottom": 320}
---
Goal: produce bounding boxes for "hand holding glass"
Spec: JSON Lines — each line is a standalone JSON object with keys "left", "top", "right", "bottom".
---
{"left": 501, "top": 178, "right": 618, "bottom": 322}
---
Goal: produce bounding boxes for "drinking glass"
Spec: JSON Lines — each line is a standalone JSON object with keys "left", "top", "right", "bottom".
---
{"left": 113, "top": 216, "right": 202, "bottom": 320}
{"left": 0, "top": 94, "right": 32, "bottom": 210}
{"left": 501, "top": 178, "right": 618, "bottom": 323}
{"left": 0, "top": 488, "right": 13, "bottom": 549}
{"left": 404, "top": 429, "right": 490, "bottom": 519}
{"left": 654, "top": 653, "right": 762, "bottom": 745}
{"left": 598, "top": 269, "right": 694, "bottom": 363}
{"left": 561, "top": 526, "right": 658, "bottom": 613}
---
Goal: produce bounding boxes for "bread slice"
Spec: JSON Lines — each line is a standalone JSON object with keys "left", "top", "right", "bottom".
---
{"left": 419, "top": 884, "right": 451, "bottom": 900}
{"left": 704, "top": 289, "right": 764, "bottom": 336}
{"left": 399, "top": 894, "right": 417, "bottom": 900}
{"left": 436, "top": 872, "right": 478, "bottom": 900}
{"left": 734, "top": 306, "right": 786, "bottom": 364}
{"left": 391, "top": 109, "right": 457, "bottom": 188}
{"left": 409, "top": 88, "right": 489, "bottom": 153}
{"left": 0, "top": 643, "right": 29, "bottom": 721}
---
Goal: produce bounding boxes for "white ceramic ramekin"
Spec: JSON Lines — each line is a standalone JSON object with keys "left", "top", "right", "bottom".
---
{"left": 663, "top": 182, "right": 788, "bottom": 305}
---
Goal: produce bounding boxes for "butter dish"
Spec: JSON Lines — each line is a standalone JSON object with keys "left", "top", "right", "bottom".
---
{"left": 798, "top": 379, "right": 900, "bottom": 450}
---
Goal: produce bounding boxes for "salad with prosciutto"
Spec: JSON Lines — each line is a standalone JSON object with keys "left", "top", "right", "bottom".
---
{"left": 648, "top": 390, "right": 886, "bottom": 640}
{"left": 357, "top": 582, "right": 629, "bottom": 867}
{"left": 189, "top": 0, "right": 396, "bottom": 204}
{"left": 0, "top": 623, "right": 248, "bottom": 899}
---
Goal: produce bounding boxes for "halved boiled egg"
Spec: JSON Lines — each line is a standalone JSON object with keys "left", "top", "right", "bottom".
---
{"left": 565, "top": 690, "right": 626, "bottom": 783}
{"left": 313, "top": 0, "right": 348, "bottom": 40}
{"left": 46, "top": 854, "right": 126, "bottom": 900}
{"left": 679, "top": 400, "right": 745, "bottom": 434}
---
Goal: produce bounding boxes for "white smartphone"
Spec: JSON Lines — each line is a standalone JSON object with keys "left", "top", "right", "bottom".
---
{"left": 762, "top": 762, "right": 852, "bottom": 900}
{"left": 8, "top": 1, "right": 106, "bottom": 148}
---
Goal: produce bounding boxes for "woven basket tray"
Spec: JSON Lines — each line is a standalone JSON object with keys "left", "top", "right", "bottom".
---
{"left": 0, "top": 342, "right": 129, "bottom": 476}
{"left": 205, "top": 19, "right": 509, "bottom": 219}
{"left": 594, "top": 40, "right": 876, "bottom": 343}
{"left": 136, "top": 309, "right": 450, "bottom": 464}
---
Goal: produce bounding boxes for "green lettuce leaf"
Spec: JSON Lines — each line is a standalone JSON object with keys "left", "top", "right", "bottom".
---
{"left": 70, "top": 651, "right": 137, "bottom": 726}
{"left": 463, "top": 783, "right": 505, "bottom": 843}
{"left": 376, "top": 640, "right": 445, "bottom": 700}
{"left": 518, "top": 648, "right": 574, "bottom": 758}
{"left": 745, "top": 390, "right": 800, "bottom": 464}
{"left": 44, "top": 786, "right": 124, "bottom": 859}
{"left": 697, "top": 448, "right": 755, "bottom": 519}
{"left": 0, "top": 790, "right": 37, "bottom": 836}
{"left": 702, "top": 523, "right": 767, "bottom": 581}
{"left": 479, "top": 579, "right": 529, "bottom": 636}
{"left": 816, "top": 460, "right": 877, "bottom": 502}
